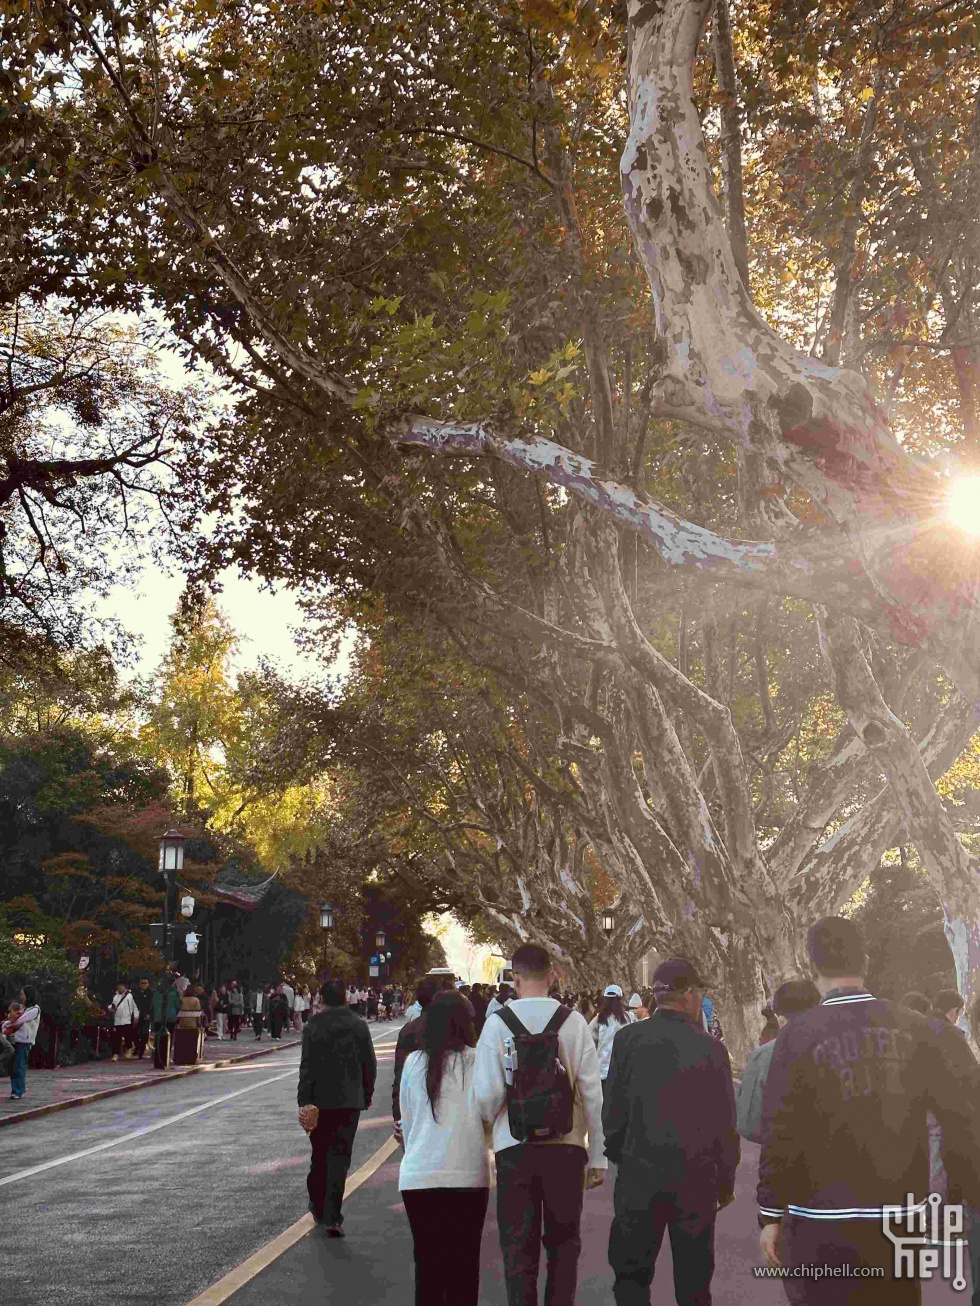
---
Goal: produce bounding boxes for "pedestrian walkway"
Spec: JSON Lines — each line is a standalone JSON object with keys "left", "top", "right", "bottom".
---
{"left": 215, "top": 1137, "right": 965, "bottom": 1305}
{"left": 0, "top": 1030, "right": 303, "bottom": 1124}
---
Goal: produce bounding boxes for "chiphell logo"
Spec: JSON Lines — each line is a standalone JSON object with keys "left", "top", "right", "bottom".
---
{"left": 882, "top": 1194, "right": 967, "bottom": 1290}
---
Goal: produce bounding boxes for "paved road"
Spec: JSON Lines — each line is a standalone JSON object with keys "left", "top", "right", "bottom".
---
{"left": 1, "top": 1020, "right": 969, "bottom": 1304}
{"left": 0, "top": 1021, "right": 403, "bottom": 1306}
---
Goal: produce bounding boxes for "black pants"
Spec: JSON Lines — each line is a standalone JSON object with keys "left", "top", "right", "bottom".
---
{"left": 780, "top": 1216, "right": 922, "bottom": 1305}
{"left": 608, "top": 1177, "right": 716, "bottom": 1306}
{"left": 495, "top": 1143, "right": 586, "bottom": 1306}
{"left": 270, "top": 1011, "right": 285, "bottom": 1039}
{"left": 307, "top": 1108, "right": 360, "bottom": 1226}
{"left": 252, "top": 1013, "right": 264, "bottom": 1037}
{"left": 136, "top": 1017, "right": 151, "bottom": 1058}
{"left": 228, "top": 1014, "right": 241, "bottom": 1039}
{"left": 402, "top": 1187, "right": 489, "bottom": 1306}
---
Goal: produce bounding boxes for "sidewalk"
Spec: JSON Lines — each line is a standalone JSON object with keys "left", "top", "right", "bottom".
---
{"left": 0, "top": 1028, "right": 304, "bottom": 1127}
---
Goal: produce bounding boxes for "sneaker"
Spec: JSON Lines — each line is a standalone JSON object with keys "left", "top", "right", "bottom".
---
{"left": 325, "top": 1226, "right": 345, "bottom": 1238}
{"left": 111, "top": 1055, "right": 119, "bottom": 1062}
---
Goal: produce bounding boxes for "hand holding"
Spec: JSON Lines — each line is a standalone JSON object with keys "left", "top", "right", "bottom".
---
{"left": 298, "top": 1104, "right": 319, "bottom": 1134}
{"left": 585, "top": 1167, "right": 605, "bottom": 1190}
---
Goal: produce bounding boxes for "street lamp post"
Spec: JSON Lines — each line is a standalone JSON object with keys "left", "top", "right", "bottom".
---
{"left": 320, "top": 902, "right": 335, "bottom": 980}
{"left": 158, "top": 830, "right": 185, "bottom": 969}
{"left": 602, "top": 911, "right": 615, "bottom": 938}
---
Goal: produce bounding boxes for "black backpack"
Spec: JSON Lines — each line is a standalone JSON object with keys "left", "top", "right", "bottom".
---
{"left": 494, "top": 1005, "right": 574, "bottom": 1143}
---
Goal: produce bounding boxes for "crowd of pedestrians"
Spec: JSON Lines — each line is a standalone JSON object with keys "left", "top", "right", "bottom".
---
{"left": 294, "top": 917, "right": 980, "bottom": 1306}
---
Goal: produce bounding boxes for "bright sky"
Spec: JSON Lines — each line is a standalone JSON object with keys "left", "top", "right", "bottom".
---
{"left": 98, "top": 566, "right": 332, "bottom": 681}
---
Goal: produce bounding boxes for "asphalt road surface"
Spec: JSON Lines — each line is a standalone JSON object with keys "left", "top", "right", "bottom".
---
{"left": 1, "top": 1020, "right": 968, "bottom": 1304}
{"left": 0, "top": 1020, "right": 403, "bottom": 1306}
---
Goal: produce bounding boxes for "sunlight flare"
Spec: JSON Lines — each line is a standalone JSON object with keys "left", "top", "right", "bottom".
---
{"left": 947, "top": 477, "right": 980, "bottom": 535}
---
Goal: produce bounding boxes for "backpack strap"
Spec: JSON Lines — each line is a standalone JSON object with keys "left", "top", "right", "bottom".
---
{"left": 544, "top": 1005, "right": 572, "bottom": 1035}
{"left": 494, "top": 1005, "right": 530, "bottom": 1039}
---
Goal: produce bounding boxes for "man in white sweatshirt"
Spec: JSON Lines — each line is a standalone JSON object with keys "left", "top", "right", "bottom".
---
{"left": 473, "top": 942, "right": 606, "bottom": 1306}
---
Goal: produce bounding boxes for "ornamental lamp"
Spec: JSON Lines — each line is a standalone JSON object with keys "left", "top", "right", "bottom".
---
{"left": 320, "top": 902, "right": 335, "bottom": 930}
{"left": 375, "top": 929, "right": 386, "bottom": 949}
{"left": 602, "top": 912, "right": 615, "bottom": 937}
{"left": 158, "top": 829, "right": 185, "bottom": 875}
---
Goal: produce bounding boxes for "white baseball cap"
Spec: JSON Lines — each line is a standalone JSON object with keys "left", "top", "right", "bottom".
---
{"left": 603, "top": 984, "right": 624, "bottom": 997}
{"left": 628, "top": 993, "right": 642, "bottom": 1008}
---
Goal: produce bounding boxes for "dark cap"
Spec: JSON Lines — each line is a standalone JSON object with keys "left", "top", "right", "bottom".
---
{"left": 651, "top": 958, "right": 702, "bottom": 994}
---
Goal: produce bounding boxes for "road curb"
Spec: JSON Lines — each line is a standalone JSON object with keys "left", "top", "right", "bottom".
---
{"left": 0, "top": 1037, "right": 304, "bottom": 1128}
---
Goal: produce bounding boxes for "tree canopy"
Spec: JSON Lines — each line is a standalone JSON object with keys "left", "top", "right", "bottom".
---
{"left": 4, "top": 0, "right": 980, "bottom": 1055}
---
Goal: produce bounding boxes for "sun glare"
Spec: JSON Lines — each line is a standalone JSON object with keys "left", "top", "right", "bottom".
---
{"left": 947, "top": 477, "right": 980, "bottom": 535}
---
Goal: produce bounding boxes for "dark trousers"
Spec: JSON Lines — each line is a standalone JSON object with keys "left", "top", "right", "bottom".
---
{"left": 252, "top": 1013, "right": 264, "bottom": 1038}
{"left": 110, "top": 1024, "right": 133, "bottom": 1057}
{"left": 307, "top": 1108, "right": 360, "bottom": 1226}
{"left": 609, "top": 1176, "right": 716, "bottom": 1306}
{"left": 495, "top": 1143, "right": 586, "bottom": 1306}
{"left": 270, "top": 1011, "right": 286, "bottom": 1039}
{"left": 780, "top": 1216, "right": 922, "bottom": 1305}
{"left": 136, "top": 1017, "right": 151, "bottom": 1058}
{"left": 402, "top": 1187, "right": 489, "bottom": 1306}
{"left": 228, "top": 1014, "right": 241, "bottom": 1039}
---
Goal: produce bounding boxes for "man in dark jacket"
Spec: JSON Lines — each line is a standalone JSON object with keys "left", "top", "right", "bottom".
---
{"left": 603, "top": 957, "right": 739, "bottom": 1305}
{"left": 759, "top": 917, "right": 980, "bottom": 1302}
{"left": 297, "top": 979, "right": 377, "bottom": 1236}
{"left": 391, "top": 974, "right": 439, "bottom": 1142}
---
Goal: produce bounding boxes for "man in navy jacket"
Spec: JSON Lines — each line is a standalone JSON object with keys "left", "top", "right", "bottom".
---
{"left": 759, "top": 917, "right": 980, "bottom": 1302}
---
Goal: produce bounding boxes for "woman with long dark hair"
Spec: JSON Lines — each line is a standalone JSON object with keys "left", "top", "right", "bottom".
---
{"left": 588, "top": 984, "right": 635, "bottom": 1095}
{"left": 398, "top": 991, "right": 489, "bottom": 1305}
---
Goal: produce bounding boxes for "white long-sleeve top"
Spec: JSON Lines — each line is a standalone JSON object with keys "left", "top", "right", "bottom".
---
{"left": 472, "top": 997, "right": 606, "bottom": 1169}
{"left": 398, "top": 1047, "right": 490, "bottom": 1190}
{"left": 112, "top": 992, "right": 138, "bottom": 1026}
{"left": 588, "top": 1012, "right": 635, "bottom": 1079}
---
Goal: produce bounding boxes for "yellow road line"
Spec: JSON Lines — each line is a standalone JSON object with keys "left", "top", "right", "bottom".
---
{"left": 187, "top": 1133, "right": 400, "bottom": 1306}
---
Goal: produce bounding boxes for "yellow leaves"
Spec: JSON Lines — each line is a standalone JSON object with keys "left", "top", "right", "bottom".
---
{"left": 858, "top": 86, "right": 876, "bottom": 103}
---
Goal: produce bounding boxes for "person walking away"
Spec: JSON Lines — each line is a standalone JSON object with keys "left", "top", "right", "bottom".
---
{"left": 399, "top": 991, "right": 490, "bottom": 1305}
{"left": 280, "top": 977, "right": 295, "bottom": 1014}
{"left": 759, "top": 917, "right": 980, "bottom": 1303}
{"left": 152, "top": 977, "right": 181, "bottom": 1067}
{"left": 6, "top": 986, "right": 40, "bottom": 1100}
{"left": 297, "top": 979, "right": 377, "bottom": 1236}
{"left": 474, "top": 942, "right": 606, "bottom": 1306}
{"left": 228, "top": 982, "right": 244, "bottom": 1040}
{"left": 589, "top": 985, "right": 635, "bottom": 1100}
{"left": 485, "top": 983, "right": 514, "bottom": 1019}
{"left": 935, "top": 989, "right": 967, "bottom": 1029}
{"left": 904, "top": 991, "right": 980, "bottom": 1306}
{"left": 296, "top": 986, "right": 310, "bottom": 1029}
{"left": 269, "top": 989, "right": 289, "bottom": 1040}
{"left": 309, "top": 985, "right": 323, "bottom": 1018}
{"left": 603, "top": 957, "right": 739, "bottom": 1306}
{"left": 135, "top": 978, "right": 154, "bottom": 1058}
{"left": 110, "top": 983, "right": 138, "bottom": 1061}
{"left": 213, "top": 985, "right": 229, "bottom": 1040}
{"left": 393, "top": 976, "right": 440, "bottom": 1142}
{"left": 251, "top": 985, "right": 269, "bottom": 1039}
{"left": 736, "top": 980, "right": 820, "bottom": 1142}
{"left": 469, "top": 983, "right": 489, "bottom": 1037}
